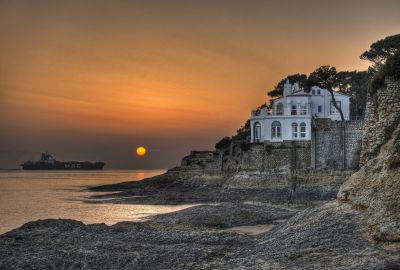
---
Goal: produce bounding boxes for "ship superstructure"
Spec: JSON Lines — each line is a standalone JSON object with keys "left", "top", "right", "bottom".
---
{"left": 21, "top": 152, "right": 105, "bottom": 170}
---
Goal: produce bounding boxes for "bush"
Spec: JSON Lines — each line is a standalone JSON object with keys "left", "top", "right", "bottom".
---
{"left": 370, "top": 51, "right": 400, "bottom": 93}
{"left": 215, "top": 136, "right": 231, "bottom": 149}
{"left": 385, "top": 51, "right": 400, "bottom": 79}
{"left": 240, "top": 142, "right": 250, "bottom": 152}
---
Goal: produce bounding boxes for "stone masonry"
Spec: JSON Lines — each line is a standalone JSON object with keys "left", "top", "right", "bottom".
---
{"left": 359, "top": 77, "right": 400, "bottom": 165}
{"left": 312, "top": 119, "right": 364, "bottom": 170}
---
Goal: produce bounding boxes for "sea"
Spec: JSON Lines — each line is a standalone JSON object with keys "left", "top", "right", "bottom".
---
{"left": 0, "top": 170, "right": 192, "bottom": 234}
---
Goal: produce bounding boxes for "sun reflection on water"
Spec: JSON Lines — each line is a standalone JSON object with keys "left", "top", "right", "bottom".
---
{"left": 0, "top": 170, "right": 193, "bottom": 234}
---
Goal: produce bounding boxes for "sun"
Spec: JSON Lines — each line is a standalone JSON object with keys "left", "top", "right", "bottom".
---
{"left": 136, "top": 146, "right": 146, "bottom": 157}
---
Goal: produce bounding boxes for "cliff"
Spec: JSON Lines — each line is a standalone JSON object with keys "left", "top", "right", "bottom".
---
{"left": 338, "top": 77, "right": 400, "bottom": 241}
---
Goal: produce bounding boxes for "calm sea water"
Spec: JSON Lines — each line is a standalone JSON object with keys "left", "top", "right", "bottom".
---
{"left": 0, "top": 170, "right": 191, "bottom": 234}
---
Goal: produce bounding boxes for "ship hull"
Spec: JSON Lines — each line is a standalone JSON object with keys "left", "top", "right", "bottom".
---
{"left": 21, "top": 161, "right": 105, "bottom": 170}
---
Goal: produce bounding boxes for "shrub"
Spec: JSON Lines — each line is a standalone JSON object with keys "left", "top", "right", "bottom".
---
{"left": 215, "top": 136, "right": 231, "bottom": 149}
{"left": 240, "top": 142, "right": 250, "bottom": 152}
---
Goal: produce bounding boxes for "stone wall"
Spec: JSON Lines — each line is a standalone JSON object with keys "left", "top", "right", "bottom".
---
{"left": 179, "top": 151, "right": 220, "bottom": 175}
{"left": 177, "top": 118, "right": 364, "bottom": 177}
{"left": 172, "top": 119, "right": 364, "bottom": 203}
{"left": 218, "top": 141, "right": 311, "bottom": 174}
{"left": 359, "top": 77, "right": 400, "bottom": 165}
{"left": 311, "top": 119, "right": 364, "bottom": 170}
{"left": 338, "top": 77, "right": 400, "bottom": 242}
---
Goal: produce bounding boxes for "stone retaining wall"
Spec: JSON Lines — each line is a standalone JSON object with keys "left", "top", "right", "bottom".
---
{"left": 360, "top": 77, "right": 400, "bottom": 165}
{"left": 312, "top": 119, "right": 364, "bottom": 170}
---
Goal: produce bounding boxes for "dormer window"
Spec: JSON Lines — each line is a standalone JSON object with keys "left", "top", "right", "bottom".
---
{"left": 317, "top": 89, "right": 321, "bottom": 95}
{"left": 312, "top": 90, "right": 315, "bottom": 95}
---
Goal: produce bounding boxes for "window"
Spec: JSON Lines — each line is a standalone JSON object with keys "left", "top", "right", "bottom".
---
{"left": 300, "top": 104, "right": 307, "bottom": 115}
{"left": 330, "top": 101, "right": 341, "bottom": 114}
{"left": 254, "top": 122, "right": 261, "bottom": 140}
{"left": 317, "top": 90, "right": 321, "bottom": 95}
{"left": 291, "top": 105, "right": 297, "bottom": 115}
{"left": 276, "top": 103, "right": 284, "bottom": 115}
{"left": 312, "top": 90, "right": 315, "bottom": 95}
{"left": 318, "top": 105, "right": 322, "bottom": 113}
{"left": 271, "top": 121, "right": 281, "bottom": 139}
{"left": 292, "top": 123, "right": 298, "bottom": 139}
{"left": 300, "top": 122, "right": 306, "bottom": 138}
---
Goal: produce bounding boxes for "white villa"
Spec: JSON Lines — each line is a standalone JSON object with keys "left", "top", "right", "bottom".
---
{"left": 250, "top": 81, "right": 350, "bottom": 143}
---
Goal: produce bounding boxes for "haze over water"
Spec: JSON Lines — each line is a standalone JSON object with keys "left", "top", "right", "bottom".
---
{"left": 0, "top": 170, "right": 192, "bottom": 234}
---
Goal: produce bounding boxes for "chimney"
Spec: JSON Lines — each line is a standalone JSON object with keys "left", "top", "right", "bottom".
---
{"left": 283, "top": 80, "right": 292, "bottom": 97}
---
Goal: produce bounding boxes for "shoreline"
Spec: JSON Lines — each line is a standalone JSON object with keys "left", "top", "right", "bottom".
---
{"left": 1, "top": 169, "right": 399, "bottom": 269}
{"left": 1, "top": 201, "right": 398, "bottom": 269}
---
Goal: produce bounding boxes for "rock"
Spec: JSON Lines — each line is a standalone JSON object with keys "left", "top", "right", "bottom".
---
{"left": 223, "top": 202, "right": 400, "bottom": 269}
{"left": 151, "top": 203, "right": 296, "bottom": 228}
{"left": 338, "top": 78, "right": 400, "bottom": 242}
{"left": 338, "top": 127, "right": 400, "bottom": 241}
{"left": 1, "top": 203, "right": 399, "bottom": 269}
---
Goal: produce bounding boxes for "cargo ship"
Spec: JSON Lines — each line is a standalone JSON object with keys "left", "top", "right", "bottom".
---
{"left": 21, "top": 152, "right": 106, "bottom": 170}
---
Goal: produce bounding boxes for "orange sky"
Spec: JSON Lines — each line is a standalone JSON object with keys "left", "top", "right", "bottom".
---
{"left": 1, "top": 0, "right": 399, "bottom": 169}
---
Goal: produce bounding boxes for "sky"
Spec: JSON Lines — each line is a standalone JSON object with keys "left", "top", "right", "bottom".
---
{"left": 1, "top": 0, "right": 399, "bottom": 169}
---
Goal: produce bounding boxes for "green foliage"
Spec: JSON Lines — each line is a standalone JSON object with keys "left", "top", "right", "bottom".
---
{"left": 267, "top": 74, "right": 307, "bottom": 98}
{"left": 360, "top": 34, "right": 400, "bottom": 93}
{"left": 336, "top": 71, "right": 370, "bottom": 117}
{"left": 215, "top": 136, "right": 231, "bottom": 149}
{"left": 360, "top": 34, "right": 400, "bottom": 70}
{"left": 305, "top": 66, "right": 337, "bottom": 90}
{"left": 305, "top": 66, "right": 345, "bottom": 121}
{"left": 370, "top": 51, "right": 400, "bottom": 93}
{"left": 384, "top": 51, "right": 400, "bottom": 79}
{"left": 240, "top": 142, "right": 250, "bottom": 152}
{"left": 232, "top": 119, "right": 251, "bottom": 141}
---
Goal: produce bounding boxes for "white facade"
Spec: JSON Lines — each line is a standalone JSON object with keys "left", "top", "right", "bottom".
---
{"left": 250, "top": 81, "right": 350, "bottom": 143}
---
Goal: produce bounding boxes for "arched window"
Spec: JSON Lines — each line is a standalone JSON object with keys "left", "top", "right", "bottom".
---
{"left": 300, "top": 122, "right": 306, "bottom": 138}
{"left": 254, "top": 122, "right": 261, "bottom": 140}
{"left": 276, "top": 103, "right": 284, "bottom": 115}
{"left": 271, "top": 121, "right": 282, "bottom": 139}
{"left": 292, "top": 122, "right": 298, "bottom": 139}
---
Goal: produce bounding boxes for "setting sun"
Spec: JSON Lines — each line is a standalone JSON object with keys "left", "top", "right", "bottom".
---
{"left": 136, "top": 146, "right": 146, "bottom": 157}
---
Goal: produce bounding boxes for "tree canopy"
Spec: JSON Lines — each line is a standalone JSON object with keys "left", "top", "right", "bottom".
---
{"left": 304, "top": 65, "right": 345, "bottom": 121}
{"left": 360, "top": 33, "right": 400, "bottom": 92}
{"left": 304, "top": 66, "right": 337, "bottom": 90}
{"left": 336, "top": 71, "right": 369, "bottom": 117}
{"left": 360, "top": 34, "right": 400, "bottom": 71}
{"left": 266, "top": 67, "right": 369, "bottom": 119}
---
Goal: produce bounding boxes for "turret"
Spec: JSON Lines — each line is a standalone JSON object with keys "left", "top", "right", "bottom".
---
{"left": 283, "top": 80, "right": 292, "bottom": 97}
